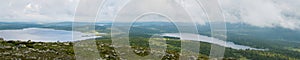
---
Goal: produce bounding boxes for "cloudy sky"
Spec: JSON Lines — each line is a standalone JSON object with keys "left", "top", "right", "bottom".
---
{"left": 0, "top": 0, "right": 78, "bottom": 22}
{"left": 0, "top": 0, "right": 300, "bottom": 30}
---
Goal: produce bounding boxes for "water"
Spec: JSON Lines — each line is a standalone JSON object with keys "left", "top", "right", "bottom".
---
{"left": 0, "top": 28, "right": 102, "bottom": 42}
{"left": 0, "top": 28, "right": 263, "bottom": 50}
{"left": 161, "top": 33, "right": 265, "bottom": 50}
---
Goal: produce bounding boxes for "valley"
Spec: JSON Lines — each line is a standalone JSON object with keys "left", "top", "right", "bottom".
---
{"left": 0, "top": 22, "right": 299, "bottom": 60}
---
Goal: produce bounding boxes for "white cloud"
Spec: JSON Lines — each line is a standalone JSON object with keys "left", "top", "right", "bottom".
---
{"left": 0, "top": 0, "right": 299, "bottom": 30}
{"left": 0, "top": 0, "right": 78, "bottom": 22}
{"left": 97, "top": 0, "right": 300, "bottom": 30}
{"left": 221, "top": 0, "right": 300, "bottom": 30}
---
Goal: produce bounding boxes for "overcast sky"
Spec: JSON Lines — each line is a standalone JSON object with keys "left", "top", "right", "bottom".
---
{"left": 0, "top": 0, "right": 300, "bottom": 30}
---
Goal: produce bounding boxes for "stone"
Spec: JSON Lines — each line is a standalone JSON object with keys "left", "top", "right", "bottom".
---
{"left": 134, "top": 50, "right": 141, "bottom": 53}
{"left": 29, "top": 48, "right": 37, "bottom": 51}
{"left": 105, "top": 55, "right": 110, "bottom": 58}
{"left": 52, "top": 45, "right": 58, "bottom": 47}
{"left": 24, "top": 51, "right": 31, "bottom": 54}
{"left": 27, "top": 57, "right": 37, "bottom": 59}
{"left": 14, "top": 53, "right": 23, "bottom": 56}
{"left": 36, "top": 43, "right": 42, "bottom": 45}
{"left": 63, "top": 43, "right": 70, "bottom": 45}
{"left": 4, "top": 46, "right": 12, "bottom": 49}
{"left": 3, "top": 52, "right": 10, "bottom": 55}
{"left": 18, "top": 44, "right": 27, "bottom": 48}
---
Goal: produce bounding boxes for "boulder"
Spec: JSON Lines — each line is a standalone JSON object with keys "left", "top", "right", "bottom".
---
{"left": 4, "top": 46, "right": 12, "bottom": 49}
{"left": 63, "top": 43, "right": 70, "bottom": 45}
{"left": 17, "top": 44, "right": 27, "bottom": 48}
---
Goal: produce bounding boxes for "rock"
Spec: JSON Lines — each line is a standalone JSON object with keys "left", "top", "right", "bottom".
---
{"left": 3, "top": 52, "right": 10, "bottom": 55}
{"left": 120, "top": 53, "right": 126, "bottom": 55}
{"left": 36, "top": 43, "right": 42, "bottom": 45}
{"left": 29, "top": 48, "right": 37, "bottom": 51}
{"left": 100, "top": 44, "right": 105, "bottom": 46}
{"left": 12, "top": 47, "right": 18, "bottom": 50}
{"left": 4, "top": 46, "right": 12, "bottom": 49}
{"left": 109, "top": 45, "right": 114, "bottom": 47}
{"left": 63, "top": 43, "right": 70, "bottom": 45}
{"left": 112, "top": 50, "right": 115, "bottom": 53}
{"left": 134, "top": 50, "right": 141, "bottom": 53}
{"left": 52, "top": 45, "right": 58, "bottom": 47}
{"left": 14, "top": 53, "right": 23, "bottom": 56}
{"left": 189, "top": 56, "right": 197, "bottom": 60}
{"left": 113, "top": 53, "right": 117, "bottom": 56}
{"left": 24, "top": 51, "right": 31, "bottom": 54}
{"left": 17, "top": 44, "right": 27, "bottom": 48}
{"left": 38, "top": 50, "right": 46, "bottom": 53}
{"left": 170, "top": 54, "right": 174, "bottom": 57}
{"left": 105, "top": 55, "right": 110, "bottom": 58}
{"left": 27, "top": 57, "right": 37, "bottom": 59}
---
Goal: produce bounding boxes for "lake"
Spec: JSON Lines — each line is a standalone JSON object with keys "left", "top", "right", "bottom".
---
{"left": 161, "top": 33, "right": 265, "bottom": 50}
{"left": 0, "top": 28, "right": 264, "bottom": 50}
{"left": 0, "top": 28, "right": 102, "bottom": 42}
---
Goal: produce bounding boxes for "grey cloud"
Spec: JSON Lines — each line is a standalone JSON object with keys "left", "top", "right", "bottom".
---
{"left": 0, "top": 0, "right": 78, "bottom": 22}
{"left": 0, "top": 0, "right": 300, "bottom": 30}
{"left": 221, "top": 0, "right": 300, "bottom": 30}
{"left": 98, "top": 0, "right": 300, "bottom": 30}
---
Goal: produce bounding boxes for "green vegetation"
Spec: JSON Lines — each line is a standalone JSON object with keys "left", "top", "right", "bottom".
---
{"left": 0, "top": 36, "right": 299, "bottom": 60}
{"left": 0, "top": 22, "right": 300, "bottom": 60}
{"left": 0, "top": 40, "right": 74, "bottom": 60}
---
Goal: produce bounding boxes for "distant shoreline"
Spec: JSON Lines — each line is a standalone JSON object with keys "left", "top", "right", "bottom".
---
{"left": 0, "top": 28, "right": 103, "bottom": 42}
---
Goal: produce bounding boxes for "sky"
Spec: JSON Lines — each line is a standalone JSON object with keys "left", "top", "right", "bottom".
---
{"left": 0, "top": 0, "right": 300, "bottom": 30}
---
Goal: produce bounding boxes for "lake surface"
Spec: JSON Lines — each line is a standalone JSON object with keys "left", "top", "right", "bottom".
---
{"left": 161, "top": 33, "right": 265, "bottom": 50}
{"left": 0, "top": 28, "right": 102, "bottom": 42}
{"left": 0, "top": 28, "right": 263, "bottom": 50}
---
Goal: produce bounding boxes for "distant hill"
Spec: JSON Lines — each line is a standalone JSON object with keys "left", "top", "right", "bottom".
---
{"left": 1, "top": 21, "right": 300, "bottom": 44}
